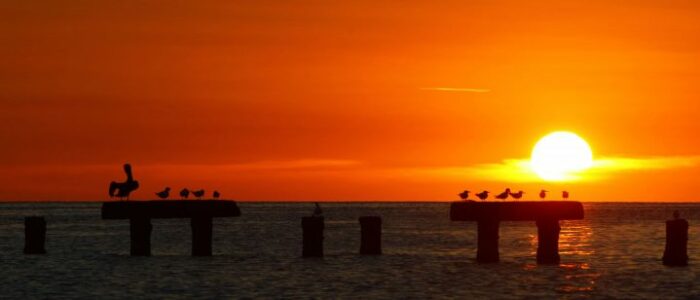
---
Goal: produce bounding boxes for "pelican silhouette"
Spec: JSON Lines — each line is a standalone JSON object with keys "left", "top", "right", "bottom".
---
{"left": 155, "top": 187, "right": 170, "bottom": 200}
{"left": 539, "top": 190, "right": 548, "bottom": 200}
{"left": 509, "top": 190, "right": 524, "bottom": 200}
{"left": 458, "top": 190, "right": 470, "bottom": 200}
{"left": 476, "top": 191, "right": 489, "bottom": 200}
{"left": 180, "top": 188, "right": 190, "bottom": 200}
{"left": 562, "top": 191, "right": 569, "bottom": 200}
{"left": 495, "top": 188, "right": 511, "bottom": 201}
{"left": 108, "top": 164, "right": 139, "bottom": 200}
{"left": 192, "top": 189, "right": 205, "bottom": 200}
{"left": 213, "top": 190, "right": 220, "bottom": 199}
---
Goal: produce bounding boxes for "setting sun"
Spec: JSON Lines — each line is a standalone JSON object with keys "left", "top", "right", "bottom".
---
{"left": 531, "top": 132, "right": 594, "bottom": 181}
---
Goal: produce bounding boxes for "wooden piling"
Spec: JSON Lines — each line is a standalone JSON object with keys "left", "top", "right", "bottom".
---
{"left": 663, "top": 218, "right": 688, "bottom": 266}
{"left": 24, "top": 216, "right": 46, "bottom": 254}
{"left": 476, "top": 220, "right": 500, "bottom": 263}
{"left": 302, "top": 216, "right": 324, "bottom": 257}
{"left": 359, "top": 216, "right": 382, "bottom": 255}
{"left": 129, "top": 217, "right": 152, "bottom": 256}
{"left": 191, "top": 217, "right": 213, "bottom": 256}
{"left": 536, "top": 219, "right": 561, "bottom": 264}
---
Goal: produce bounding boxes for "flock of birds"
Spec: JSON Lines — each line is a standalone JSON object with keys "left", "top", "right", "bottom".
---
{"left": 458, "top": 188, "right": 570, "bottom": 201}
{"left": 155, "top": 187, "right": 221, "bottom": 200}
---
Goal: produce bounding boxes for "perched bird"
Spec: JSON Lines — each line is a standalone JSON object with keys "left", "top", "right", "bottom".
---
{"left": 509, "top": 190, "right": 524, "bottom": 200}
{"left": 476, "top": 191, "right": 489, "bottom": 201}
{"left": 539, "top": 190, "right": 548, "bottom": 200}
{"left": 192, "top": 189, "right": 205, "bottom": 200}
{"left": 155, "top": 187, "right": 170, "bottom": 200}
{"left": 562, "top": 191, "right": 569, "bottom": 200}
{"left": 109, "top": 163, "right": 139, "bottom": 201}
{"left": 213, "top": 190, "right": 220, "bottom": 199}
{"left": 180, "top": 188, "right": 190, "bottom": 200}
{"left": 313, "top": 202, "right": 323, "bottom": 217}
{"left": 495, "top": 188, "right": 511, "bottom": 201}
{"left": 458, "top": 190, "right": 470, "bottom": 200}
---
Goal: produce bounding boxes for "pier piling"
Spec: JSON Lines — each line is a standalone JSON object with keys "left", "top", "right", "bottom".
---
{"left": 191, "top": 217, "right": 213, "bottom": 256}
{"left": 536, "top": 219, "right": 561, "bottom": 264}
{"left": 359, "top": 216, "right": 382, "bottom": 255}
{"left": 130, "top": 217, "right": 152, "bottom": 256}
{"left": 302, "top": 216, "right": 324, "bottom": 257}
{"left": 24, "top": 216, "right": 46, "bottom": 254}
{"left": 476, "top": 220, "right": 500, "bottom": 263}
{"left": 663, "top": 217, "right": 688, "bottom": 266}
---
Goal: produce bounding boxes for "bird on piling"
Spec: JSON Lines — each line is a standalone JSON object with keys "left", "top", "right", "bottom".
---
{"left": 458, "top": 190, "right": 470, "bottom": 200}
{"left": 192, "top": 189, "right": 205, "bottom": 200}
{"left": 155, "top": 187, "right": 170, "bottom": 200}
{"left": 109, "top": 163, "right": 140, "bottom": 201}
{"left": 562, "top": 191, "right": 569, "bottom": 200}
{"left": 539, "top": 190, "right": 548, "bottom": 200}
{"left": 213, "top": 191, "right": 220, "bottom": 199}
{"left": 180, "top": 188, "right": 190, "bottom": 200}
{"left": 313, "top": 202, "right": 323, "bottom": 217}
{"left": 509, "top": 190, "right": 524, "bottom": 200}
{"left": 476, "top": 191, "right": 489, "bottom": 201}
{"left": 495, "top": 188, "right": 511, "bottom": 201}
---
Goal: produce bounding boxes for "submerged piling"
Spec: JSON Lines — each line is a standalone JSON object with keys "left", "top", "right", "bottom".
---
{"left": 663, "top": 213, "right": 688, "bottom": 266}
{"left": 24, "top": 216, "right": 46, "bottom": 254}
{"left": 536, "top": 219, "right": 561, "bottom": 264}
{"left": 359, "top": 216, "right": 382, "bottom": 255}
{"left": 191, "top": 217, "right": 213, "bottom": 256}
{"left": 302, "top": 216, "right": 324, "bottom": 257}
{"left": 130, "top": 217, "right": 152, "bottom": 256}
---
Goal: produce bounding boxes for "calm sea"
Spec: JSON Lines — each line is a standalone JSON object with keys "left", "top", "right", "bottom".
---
{"left": 1, "top": 202, "right": 699, "bottom": 299}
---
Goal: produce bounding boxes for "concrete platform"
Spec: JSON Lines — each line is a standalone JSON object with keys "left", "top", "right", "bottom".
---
{"left": 102, "top": 200, "right": 241, "bottom": 219}
{"left": 450, "top": 201, "right": 584, "bottom": 221}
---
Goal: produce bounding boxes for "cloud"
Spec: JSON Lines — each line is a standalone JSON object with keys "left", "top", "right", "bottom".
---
{"left": 420, "top": 87, "right": 491, "bottom": 93}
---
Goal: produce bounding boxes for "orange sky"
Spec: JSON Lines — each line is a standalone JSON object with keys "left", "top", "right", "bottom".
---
{"left": 2, "top": 0, "right": 700, "bottom": 201}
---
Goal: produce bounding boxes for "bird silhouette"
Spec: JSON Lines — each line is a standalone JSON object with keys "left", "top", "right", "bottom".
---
{"left": 108, "top": 163, "right": 139, "bottom": 200}
{"left": 213, "top": 190, "right": 220, "bottom": 199}
{"left": 155, "top": 187, "right": 170, "bottom": 200}
{"left": 313, "top": 202, "right": 323, "bottom": 217}
{"left": 476, "top": 191, "right": 489, "bottom": 200}
{"left": 539, "top": 190, "right": 548, "bottom": 200}
{"left": 180, "top": 188, "right": 190, "bottom": 200}
{"left": 458, "top": 190, "right": 470, "bottom": 200}
{"left": 192, "top": 189, "right": 205, "bottom": 200}
{"left": 562, "top": 191, "right": 569, "bottom": 200}
{"left": 495, "top": 188, "right": 511, "bottom": 201}
{"left": 509, "top": 190, "right": 524, "bottom": 200}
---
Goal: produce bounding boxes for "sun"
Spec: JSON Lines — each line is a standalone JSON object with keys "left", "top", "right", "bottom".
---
{"left": 530, "top": 131, "right": 593, "bottom": 181}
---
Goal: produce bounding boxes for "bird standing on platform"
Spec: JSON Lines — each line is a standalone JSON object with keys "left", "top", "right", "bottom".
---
{"left": 213, "top": 191, "right": 220, "bottom": 199}
{"left": 562, "top": 191, "right": 569, "bottom": 200}
{"left": 155, "top": 187, "right": 170, "bottom": 200}
{"left": 495, "top": 188, "right": 511, "bottom": 201}
{"left": 192, "top": 189, "right": 205, "bottom": 200}
{"left": 539, "top": 190, "right": 548, "bottom": 200}
{"left": 458, "top": 190, "right": 470, "bottom": 200}
{"left": 109, "top": 163, "right": 140, "bottom": 201}
{"left": 180, "top": 188, "right": 190, "bottom": 200}
{"left": 509, "top": 190, "right": 524, "bottom": 200}
{"left": 476, "top": 191, "right": 489, "bottom": 201}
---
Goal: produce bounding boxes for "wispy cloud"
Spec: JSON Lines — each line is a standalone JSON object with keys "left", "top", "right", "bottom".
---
{"left": 420, "top": 87, "right": 491, "bottom": 93}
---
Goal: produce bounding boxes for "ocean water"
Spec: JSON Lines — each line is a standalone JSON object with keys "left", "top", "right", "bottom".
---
{"left": 1, "top": 202, "right": 699, "bottom": 299}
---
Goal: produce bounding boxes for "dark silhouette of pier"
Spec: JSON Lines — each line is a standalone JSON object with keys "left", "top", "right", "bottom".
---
{"left": 450, "top": 201, "right": 584, "bottom": 264}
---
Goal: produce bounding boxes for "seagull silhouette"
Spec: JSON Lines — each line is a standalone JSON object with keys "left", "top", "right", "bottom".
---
{"left": 155, "top": 187, "right": 170, "bottom": 200}
{"left": 108, "top": 163, "right": 139, "bottom": 201}
{"left": 180, "top": 188, "right": 190, "bottom": 200}
{"left": 213, "top": 190, "right": 220, "bottom": 199}
{"left": 509, "top": 190, "right": 524, "bottom": 200}
{"left": 192, "top": 189, "right": 205, "bottom": 200}
{"left": 313, "top": 202, "right": 323, "bottom": 217}
{"left": 539, "top": 190, "right": 548, "bottom": 200}
{"left": 495, "top": 188, "right": 511, "bottom": 201}
{"left": 476, "top": 191, "right": 489, "bottom": 200}
{"left": 458, "top": 190, "right": 470, "bottom": 200}
{"left": 562, "top": 191, "right": 569, "bottom": 200}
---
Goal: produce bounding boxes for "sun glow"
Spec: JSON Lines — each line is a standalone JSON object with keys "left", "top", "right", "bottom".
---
{"left": 531, "top": 131, "right": 594, "bottom": 181}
